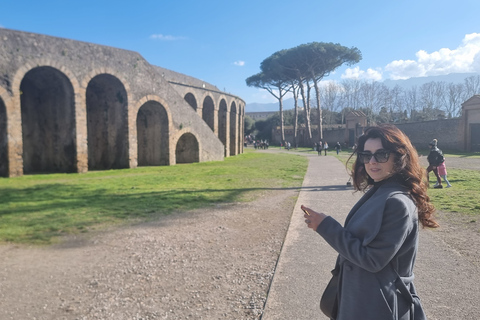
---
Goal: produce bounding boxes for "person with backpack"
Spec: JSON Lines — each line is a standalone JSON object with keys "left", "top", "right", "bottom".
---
{"left": 426, "top": 139, "right": 445, "bottom": 189}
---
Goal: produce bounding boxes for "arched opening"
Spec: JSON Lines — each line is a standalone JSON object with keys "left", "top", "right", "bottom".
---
{"left": 20, "top": 66, "right": 76, "bottom": 174}
{"left": 184, "top": 93, "right": 197, "bottom": 111}
{"left": 86, "top": 74, "right": 128, "bottom": 170}
{"left": 0, "top": 97, "right": 7, "bottom": 177}
{"left": 137, "top": 100, "right": 169, "bottom": 166}
{"left": 202, "top": 96, "right": 215, "bottom": 132}
{"left": 238, "top": 107, "right": 243, "bottom": 153}
{"left": 218, "top": 99, "right": 227, "bottom": 156}
{"left": 230, "top": 103, "right": 237, "bottom": 156}
{"left": 175, "top": 133, "right": 199, "bottom": 164}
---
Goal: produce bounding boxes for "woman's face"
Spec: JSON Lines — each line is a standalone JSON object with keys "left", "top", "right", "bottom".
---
{"left": 362, "top": 138, "right": 395, "bottom": 182}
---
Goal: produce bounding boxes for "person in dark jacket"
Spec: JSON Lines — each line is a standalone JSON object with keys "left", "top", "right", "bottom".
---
{"left": 426, "top": 139, "right": 445, "bottom": 189}
{"left": 335, "top": 142, "right": 342, "bottom": 155}
{"left": 301, "top": 124, "right": 438, "bottom": 320}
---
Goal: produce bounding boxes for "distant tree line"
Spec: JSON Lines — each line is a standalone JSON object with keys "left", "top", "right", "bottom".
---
{"left": 316, "top": 75, "right": 480, "bottom": 124}
{"left": 245, "top": 75, "right": 480, "bottom": 143}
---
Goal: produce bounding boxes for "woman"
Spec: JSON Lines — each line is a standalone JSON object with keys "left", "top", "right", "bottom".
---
{"left": 302, "top": 125, "right": 438, "bottom": 320}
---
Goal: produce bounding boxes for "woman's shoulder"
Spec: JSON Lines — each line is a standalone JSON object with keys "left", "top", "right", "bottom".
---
{"left": 376, "top": 180, "right": 412, "bottom": 200}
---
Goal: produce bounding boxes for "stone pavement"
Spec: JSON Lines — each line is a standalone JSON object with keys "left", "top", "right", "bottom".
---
{"left": 261, "top": 151, "right": 480, "bottom": 320}
{"left": 262, "top": 153, "right": 361, "bottom": 320}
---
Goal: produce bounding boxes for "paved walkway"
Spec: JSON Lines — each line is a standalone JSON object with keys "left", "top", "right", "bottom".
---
{"left": 261, "top": 151, "right": 480, "bottom": 320}
{"left": 262, "top": 153, "right": 360, "bottom": 320}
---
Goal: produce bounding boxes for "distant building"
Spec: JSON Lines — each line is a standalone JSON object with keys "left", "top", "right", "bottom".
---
{"left": 246, "top": 111, "right": 278, "bottom": 121}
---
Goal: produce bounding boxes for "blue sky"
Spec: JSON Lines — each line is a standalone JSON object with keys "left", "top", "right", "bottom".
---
{"left": 1, "top": 0, "right": 480, "bottom": 104}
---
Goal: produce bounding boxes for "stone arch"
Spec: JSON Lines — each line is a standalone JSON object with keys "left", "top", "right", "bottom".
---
{"left": 0, "top": 95, "right": 7, "bottom": 177}
{"left": 202, "top": 95, "right": 215, "bottom": 132}
{"left": 230, "top": 102, "right": 237, "bottom": 156}
{"left": 175, "top": 131, "right": 200, "bottom": 164}
{"left": 238, "top": 104, "right": 244, "bottom": 153}
{"left": 86, "top": 73, "right": 129, "bottom": 170}
{"left": 218, "top": 99, "right": 228, "bottom": 156}
{"left": 136, "top": 100, "right": 170, "bottom": 166}
{"left": 20, "top": 66, "right": 76, "bottom": 174}
{"left": 184, "top": 92, "right": 197, "bottom": 111}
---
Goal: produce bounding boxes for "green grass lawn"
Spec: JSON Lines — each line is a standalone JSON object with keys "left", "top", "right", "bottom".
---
{"left": 0, "top": 150, "right": 308, "bottom": 245}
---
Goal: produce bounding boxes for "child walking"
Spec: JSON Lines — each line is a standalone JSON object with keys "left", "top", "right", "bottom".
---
{"left": 435, "top": 161, "right": 452, "bottom": 188}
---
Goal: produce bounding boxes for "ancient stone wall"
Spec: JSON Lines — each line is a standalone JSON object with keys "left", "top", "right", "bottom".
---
{"left": 395, "top": 119, "right": 462, "bottom": 152}
{"left": 273, "top": 117, "right": 474, "bottom": 153}
{"left": 0, "top": 28, "right": 244, "bottom": 177}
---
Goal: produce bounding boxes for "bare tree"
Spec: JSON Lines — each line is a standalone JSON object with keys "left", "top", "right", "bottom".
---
{"left": 320, "top": 81, "right": 342, "bottom": 124}
{"left": 446, "top": 82, "right": 464, "bottom": 118}
{"left": 402, "top": 86, "right": 420, "bottom": 121}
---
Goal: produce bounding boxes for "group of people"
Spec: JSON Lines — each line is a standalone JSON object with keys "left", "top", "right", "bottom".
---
{"left": 301, "top": 124, "right": 451, "bottom": 319}
{"left": 315, "top": 141, "right": 329, "bottom": 155}
{"left": 314, "top": 141, "right": 343, "bottom": 156}
{"left": 253, "top": 140, "right": 269, "bottom": 150}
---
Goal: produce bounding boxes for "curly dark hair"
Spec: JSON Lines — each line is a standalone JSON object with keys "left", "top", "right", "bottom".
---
{"left": 347, "top": 124, "right": 439, "bottom": 228}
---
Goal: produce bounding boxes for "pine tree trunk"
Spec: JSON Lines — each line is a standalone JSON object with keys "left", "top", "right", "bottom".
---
{"left": 299, "top": 80, "right": 312, "bottom": 146}
{"left": 292, "top": 82, "right": 299, "bottom": 148}
{"left": 313, "top": 77, "right": 323, "bottom": 140}
{"left": 278, "top": 86, "right": 286, "bottom": 143}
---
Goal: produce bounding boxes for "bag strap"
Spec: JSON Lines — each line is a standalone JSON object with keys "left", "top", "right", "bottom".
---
{"left": 391, "top": 264, "right": 415, "bottom": 318}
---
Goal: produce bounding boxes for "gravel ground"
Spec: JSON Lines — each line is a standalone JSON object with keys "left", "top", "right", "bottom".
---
{"left": 0, "top": 189, "right": 297, "bottom": 320}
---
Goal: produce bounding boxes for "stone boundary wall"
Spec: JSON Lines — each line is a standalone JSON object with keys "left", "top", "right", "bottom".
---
{"left": 273, "top": 118, "right": 465, "bottom": 152}
{"left": 395, "top": 119, "right": 462, "bottom": 151}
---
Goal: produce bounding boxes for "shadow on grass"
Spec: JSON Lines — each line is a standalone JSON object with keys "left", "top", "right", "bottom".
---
{"left": 1, "top": 183, "right": 353, "bottom": 216}
{"left": 0, "top": 182, "right": 353, "bottom": 243}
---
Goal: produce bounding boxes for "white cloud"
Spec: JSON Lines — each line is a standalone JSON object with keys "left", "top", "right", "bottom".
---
{"left": 150, "top": 34, "right": 186, "bottom": 41}
{"left": 385, "top": 32, "right": 480, "bottom": 79}
{"left": 341, "top": 66, "right": 383, "bottom": 81}
{"left": 234, "top": 60, "right": 245, "bottom": 66}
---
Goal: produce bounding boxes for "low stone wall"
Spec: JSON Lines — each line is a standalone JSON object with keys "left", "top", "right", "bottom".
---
{"left": 396, "top": 119, "right": 462, "bottom": 151}
{"left": 272, "top": 118, "right": 464, "bottom": 152}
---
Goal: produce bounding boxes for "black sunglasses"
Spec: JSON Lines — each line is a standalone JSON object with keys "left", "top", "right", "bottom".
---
{"left": 357, "top": 149, "right": 391, "bottom": 164}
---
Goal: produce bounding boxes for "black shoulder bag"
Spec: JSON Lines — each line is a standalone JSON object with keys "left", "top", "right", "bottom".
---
{"left": 319, "top": 265, "right": 340, "bottom": 319}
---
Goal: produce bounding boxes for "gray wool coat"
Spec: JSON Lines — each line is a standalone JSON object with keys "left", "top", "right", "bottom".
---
{"left": 317, "top": 179, "right": 424, "bottom": 320}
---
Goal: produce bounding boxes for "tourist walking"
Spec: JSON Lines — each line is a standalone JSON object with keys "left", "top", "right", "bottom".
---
{"left": 335, "top": 142, "right": 341, "bottom": 155}
{"left": 301, "top": 124, "right": 437, "bottom": 320}
{"left": 426, "top": 139, "right": 445, "bottom": 188}
{"left": 318, "top": 141, "right": 323, "bottom": 156}
{"left": 323, "top": 141, "right": 329, "bottom": 156}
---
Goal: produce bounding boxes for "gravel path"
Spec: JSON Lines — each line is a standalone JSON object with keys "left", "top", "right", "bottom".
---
{"left": 0, "top": 189, "right": 297, "bottom": 320}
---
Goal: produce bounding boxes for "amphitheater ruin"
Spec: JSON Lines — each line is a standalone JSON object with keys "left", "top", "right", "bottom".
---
{"left": 0, "top": 28, "right": 245, "bottom": 177}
